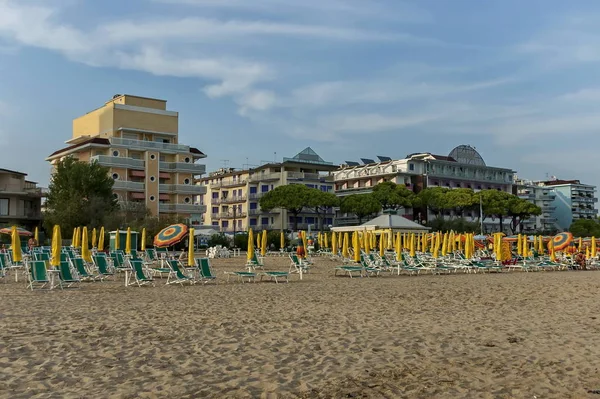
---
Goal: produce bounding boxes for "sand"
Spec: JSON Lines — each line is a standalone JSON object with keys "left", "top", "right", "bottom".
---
{"left": 1, "top": 255, "right": 600, "bottom": 398}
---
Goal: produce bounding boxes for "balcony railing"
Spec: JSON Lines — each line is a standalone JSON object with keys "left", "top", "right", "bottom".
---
{"left": 248, "top": 193, "right": 267, "bottom": 200}
{"left": 159, "top": 162, "right": 206, "bottom": 175}
{"left": 91, "top": 155, "right": 146, "bottom": 169}
{"left": 221, "top": 179, "right": 247, "bottom": 188}
{"left": 219, "top": 196, "right": 247, "bottom": 204}
{"left": 286, "top": 172, "right": 332, "bottom": 181}
{"left": 249, "top": 173, "right": 281, "bottom": 182}
{"left": 0, "top": 211, "right": 42, "bottom": 220}
{"left": 159, "top": 184, "right": 206, "bottom": 194}
{"left": 218, "top": 212, "right": 247, "bottom": 219}
{"left": 159, "top": 203, "right": 206, "bottom": 213}
{"left": 249, "top": 225, "right": 274, "bottom": 231}
{"left": 111, "top": 137, "right": 191, "bottom": 153}
{"left": 112, "top": 181, "right": 145, "bottom": 191}
{"left": 248, "top": 209, "right": 260, "bottom": 215}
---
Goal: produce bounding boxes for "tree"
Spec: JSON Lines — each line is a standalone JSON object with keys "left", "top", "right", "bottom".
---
{"left": 414, "top": 187, "right": 450, "bottom": 219}
{"left": 306, "top": 189, "right": 339, "bottom": 231}
{"left": 340, "top": 194, "right": 382, "bottom": 224}
{"left": 478, "top": 190, "right": 514, "bottom": 232}
{"left": 44, "top": 157, "right": 117, "bottom": 235}
{"left": 372, "top": 181, "right": 415, "bottom": 210}
{"left": 260, "top": 184, "right": 312, "bottom": 231}
{"left": 445, "top": 188, "right": 476, "bottom": 218}
{"left": 506, "top": 197, "right": 542, "bottom": 234}
{"left": 570, "top": 219, "right": 600, "bottom": 237}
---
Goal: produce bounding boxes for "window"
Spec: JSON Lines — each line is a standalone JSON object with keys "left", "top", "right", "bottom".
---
{"left": 212, "top": 192, "right": 219, "bottom": 199}
{"left": 150, "top": 154, "right": 156, "bottom": 160}
{"left": 261, "top": 217, "right": 269, "bottom": 225}
{"left": 212, "top": 222, "right": 219, "bottom": 226}
{"left": 409, "top": 163, "right": 414, "bottom": 171}
{"left": 112, "top": 173, "right": 119, "bottom": 180}
{"left": 184, "top": 157, "right": 190, "bottom": 163}
{"left": 250, "top": 186, "right": 257, "bottom": 194}
{"left": 184, "top": 178, "right": 190, "bottom": 185}
{"left": 212, "top": 207, "right": 218, "bottom": 214}
{"left": 150, "top": 176, "right": 156, "bottom": 182}
{"left": 305, "top": 217, "right": 315, "bottom": 224}
{"left": 0, "top": 199, "right": 8, "bottom": 216}
{"left": 326, "top": 218, "right": 333, "bottom": 225}
{"left": 112, "top": 150, "right": 119, "bottom": 157}
{"left": 250, "top": 219, "right": 257, "bottom": 226}
{"left": 149, "top": 195, "right": 155, "bottom": 201}
{"left": 261, "top": 185, "right": 269, "bottom": 193}
{"left": 184, "top": 197, "right": 191, "bottom": 203}
{"left": 222, "top": 221, "right": 229, "bottom": 228}
{"left": 250, "top": 203, "right": 257, "bottom": 210}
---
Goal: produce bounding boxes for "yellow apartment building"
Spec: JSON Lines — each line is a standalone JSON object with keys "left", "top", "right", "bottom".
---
{"left": 47, "top": 94, "right": 206, "bottom": 224}
{"left": 0, "top": 168, "right": 43, "bottom": 231}
{"left": 197, "top": 148, "right": 338, "bottom": 232}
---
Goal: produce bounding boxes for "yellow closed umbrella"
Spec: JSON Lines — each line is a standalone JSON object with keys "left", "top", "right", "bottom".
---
{"left": 324, "top": 232, "right": 329, "bottom": 250}
{"left": 50, "top": 225, "right": 61, "bottom": 267}
{"left": 342, "top": 232, "right": 349, "bottom": 258}
{"left": 586, "top": 245, "right": 590, "bottom": 260}
{"left": 317, "top": 232, "right": 322, "bottom": 248}
{"left": 301, "top": 231, "right": 308, "bottom": 257}
{"left": 410, "top": 233, "right": 416, "bottom": 258}
{"left": 592, "top": 236, "right": 597, "bottom": 258}
{"left": 395, "top": 232, "right": 402, "bottom": 262}
{"left": 331, "top": 231, "right": 336, "bottom": 255}
{"left": 125, "top": 227, "right": 132, "bottom": 254}
{"left": 34, "top": 226, "right": 39, "bottom": 246}
{"left": 141, "top": 228, "right": 146, "bottom": 251}
{"left": 81, "top": 226, "right": 92, "bottom": 262}
{"left": 416, "top": 233, "right": 422, "bottom": 252}
{"left": 257, "top": 231, "right": 261, "bottom": 249}
{"left": 579, "top": 237, "right": 583, "bottom": 251}
{"left": 432, "top": 233, "right": 439, "bottom": 259}
{"left": 441, "top": 232, "right": 448, "bottom": 257}
{"left": 98, "top": 226, "right": 105, "bottom": 251}
{"left": 92, "top": 228, "right": 97, "bottom": 248}
{"left": 364, "top": 232, "right": 370, "bottom": 254}
{"left": 379, "top": 232, "right": 385, "bottom": 257}
{"left": 114, "top": 228, "right": 120, "bottom": 251}
{"left": 11, "top": 226, "right": 22, "bottom": 263}
{"left": 550, "top": 239, "right": 556, "bottom": 262}
{"left": 247, "top": 228, "right": 254, "bottom": 262}
{"left": 353, "top": 231, "right": 361, "bottom": 262}
{"left": 72, "top": 227, "right": 77, "bottom": 247}
{"left": 261, "top": 230, "right": 267, "bottom": 256}
{"left": 76, "top": 226, "right": 82, "bottom": 248}
{"left": 280, "top": 231, "right": 285, "bottom": 250}
{"left": 517, "top": 234, "right": 522, "bottom": 256}
{"left": 188, "top": 228, "right": 195, "bottom": 267}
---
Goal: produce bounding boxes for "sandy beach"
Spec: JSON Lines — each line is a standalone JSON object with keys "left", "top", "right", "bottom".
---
{"left": 2, "top": 255, "right": 600, "bottom": 398}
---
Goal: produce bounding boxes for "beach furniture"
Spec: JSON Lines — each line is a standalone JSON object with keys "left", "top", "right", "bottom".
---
{"left": 92, "top": 254, "right": 116, "bottom": 280}
{"left": 58, "top": 261, "right": 81, "bottom": 288}
{"left": 225, "top": 271, "right": 257, "bottom": 283}
{"left": 144, "top": 248, "right": 158, "bottom": 264}
{"left": 260, "top": 271, "right": 290, "bottom": 283}
{"left": 71, "top": 257, "right": 96, "bottom": 281}
{"left": 246, "top": 252, "right": 265, "bottom": 270}
{"left": 289, "top": 254, "right": 309, "bottom": 274}
{"left": 0, "top": 254, "right": 7, "bottom": 282}
{"left": 166, "top": 260, "right": 194, "bottom": 285}
{"left": 195, "top": 258, "right": 217, "bottom": 284}
{"left": 27, "top": 260, "right": 51, "bottom": 290}
{"left": 129, "top": 260, "right": 155, "bottom": 287}
{"left": 334, "top": 265, "right": 364, "bottom": 278}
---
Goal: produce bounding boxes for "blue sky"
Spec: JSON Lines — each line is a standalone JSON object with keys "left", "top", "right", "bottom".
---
{"left": 1, "top": 0, "right": 599, "bottom": 187}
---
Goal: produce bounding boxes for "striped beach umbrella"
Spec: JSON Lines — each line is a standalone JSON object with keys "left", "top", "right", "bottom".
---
{"left": 153, "top": 223, "right": 189, "bottom": 248}
{"left": 0, "top": 226, "right": 32, "bottom": 236}
{"left": 550, "top": 232, "right": 573, "bottom": 251}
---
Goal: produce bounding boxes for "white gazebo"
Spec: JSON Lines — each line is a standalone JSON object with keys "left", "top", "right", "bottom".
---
{"left": 331, "top": 214, "right": 430, "bottom": 233}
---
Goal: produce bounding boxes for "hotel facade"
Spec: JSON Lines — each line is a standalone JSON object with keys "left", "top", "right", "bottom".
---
{"left": 0, "top": 168, "right": 43, "bottom": 231}
{"left": 197, "top": 148, "right": 337, "bottom": 232}
{"left": 47, "top": 94, "right": 206, "bottom": 224}
{"left": 333, "top": 145, "right": 516, "bottom": 231}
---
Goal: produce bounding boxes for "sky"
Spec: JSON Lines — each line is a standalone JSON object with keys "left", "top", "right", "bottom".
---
{"left": 1, "top": 0, "right": 600, "bottom": 188}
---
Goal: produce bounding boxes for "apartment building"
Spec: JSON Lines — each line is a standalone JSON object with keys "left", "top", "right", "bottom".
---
{"left": 536, "top": 179, "right": 598, "bottom": 231}
{"left": 333, "top": 145, "right": 515, "bottom": 230}
{"left": 513, "top": 178, "right": 558, "bottom": 232}
{"left": 198, "top": 148, "right": 338, "bottom": 232}
{"left": 46, "top": 94, "right": 207, "bottom": 224}
{"left": 0, "top": 168, "right": 43, "bottom": 231}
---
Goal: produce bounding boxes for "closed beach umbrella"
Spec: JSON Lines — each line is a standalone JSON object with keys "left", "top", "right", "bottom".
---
{"left": 395, "top": 232, "right": 402, "bottom": 262}
{"left": 586, "top": 245, "right": 591, "bottom": 260}
{"left": 256, "top": 231, "right": 261, "bottom": 249}
{"left": 410, "top": 233, "right": 416, "bottom": 258}
{"left": 92, "top": 228, "right": 97, "bottom": 248}
{"left": 416, "top": 233, "right": 421, "bottom": 252}
{"left": 301, "top": 231, "right": 308, "bottom": 255}
{"left": 125, "top": 227, "right": 132, "bottom": 254}
{"left": 261, "top": 230, "right": 267, "bottom": 256}
{"left": 432, "top": 233, "right": 439, "bottom": 259}
{"left": 247, "top": 228, "right": 254, "bottom": 262}
{"left": 579, "top": 237, "right": 583, "bottom": 250}
{"left": 517, "top": 234, "right": 522, "bottom": 256}
{"left": 592, "top": 237, "right": 597, "bottom": 258}
{"left": 11, "top": 226, "right": 22, "bottom": 263}
{"left": 550, "top": 239, "right": 556, "bottom": 262}
{"left": 98, "top": 226, "right": 105, "bottom": 251}
{"left": 538, "top": 235, "right": 544, "bottom": 255}
{"left": 114, "top": 228, "right": 120, "bottom": 251}
{"left": 441, "top": 232, "right": 448, "bottom": 257}
{"left": 81, "top": 226, "right": 92, "bottom": 263}
{"left": 342, "top": 232, "right": 349, "bottom": 258}
{"left": 51, "top": 225, "right": 61, "bottom": 267}
{"left": 75, "top": 227, "right": 81, "bottom": 248}
{"left": 317, "top": 232, "right": 322, "bottom": 248}
{"left": 371, "top": 232, "right": 376, "bottom": 249}
{"left": 353, "top": 231, "right": 361, "bottom": 262}
{"left": 34, "top": 226, "right": 39, "bottom": 245}
{"left": 72, "top": 227, "right": 77, "bottom": 246}
{"left": 379, "top": 232, "right": 385, "bottom": 257}
{"left": 141, "top": 228, "right": 146, "bottom": 251}
{"left": 324, "top": 232, "right": 329, "bottom": 250}
{"left": 280, "top": 231, "right": 285, "bottom": 250}
{"left": 188, "top": 228, "right": 195, "bottom": 267}
{"left": 331, "top": 232, "right": 336, "bottom": 255}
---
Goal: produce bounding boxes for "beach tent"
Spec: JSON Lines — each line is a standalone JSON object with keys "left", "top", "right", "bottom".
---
{"left": 331, "top": 214, "right": 430, "bottom": 233}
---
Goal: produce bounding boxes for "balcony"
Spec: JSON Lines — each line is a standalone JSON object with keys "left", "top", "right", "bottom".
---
{"left": 91, "top": 155, "right": 145, "bottom": 169}
{"left": 159, "top": 203, "right": 206, "bottom": 214}
{"left": 287, "top": 172, "right": 333, "bottom": 182}
{"left": 159, "top": 162, "right": 206, "bottom": 175}
{"left": 220, "top": 196, "right": 247, "bottom": 204}
{"left": 249, "top": 173, "right": 281, "bottom": 182}
{"left": 159, "top": 184, "right": 207, "bottom": 195}
{"left": 0, "top": 211, "right": 42, "bottom": 220}
{"left": 248, "top": 209, "right": 260, "bottom": 215}
{"left": 249, "top": 192, "right": 267, "bottom": 200}
{"left": 113, "top": 181, "right": 145, "bottom": 191}
{"left": 111, "top": 137, "right": 191, "bottom": 153}
{"left": 221, "top": 179, "right": 247, "bottom": 188}
{"left": 218, "top": 212, "right": 247, "bottom": 219}
{"left": 0, "top": 185, "right": 43, "bottom": 197}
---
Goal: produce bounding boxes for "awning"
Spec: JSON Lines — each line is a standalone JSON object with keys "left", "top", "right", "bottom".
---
{"left": 159, "top": 172, "right": 171, "bottom": 179}
{"left": 159, "top": 193, "right": 170, "bottom": 200}
{"left": 129, "top": 170, "right": 145, "bottom": 177}
{"left": 130, "top": 192, "right": 145, "bottom": 199}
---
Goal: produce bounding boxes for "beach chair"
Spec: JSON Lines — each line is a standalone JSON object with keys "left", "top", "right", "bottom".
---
{"left": 246, "top": 252, "right": 265, "bottom": 270}
{"left": 334, "top": 265, "right": 364, "bottom": 278}
{"left": 92, "top": 255, "right": 115, "bottom": 280}
{"left": 27, "top": 260, "right": 51, "bottom": 290}
{"left": 225, "top": 271, "right": 257, "bottom": 283}
{"left": 144, "top": 248, "right": 158, "bottom": 264}
{"left": 260, "top": 271, "right": 290, "bottom": 283}
{"left": 289, "top": 254, "right": 309, "bottom": 274}
{"left": 58, "top": 261, "right": 81, "bottom": 288}
{"left": 166, "top": 260, "right": 194, "bottom": 286}
{"left": 71, "top": 257, "right": 96, "bottom": 281}
{"left": 129, "top": 260, "right": 155, "bottom": 287}
{"left": 0, "top": 254, "right": 7, "bottom": 282}
{"left": 195, "top": 258, "right": 217, "bottom": 284}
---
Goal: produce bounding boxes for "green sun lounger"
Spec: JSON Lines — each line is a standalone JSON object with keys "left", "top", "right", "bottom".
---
{"left": 71, "top": 258, "right": 95, "bottom": 281}
{"left": 225, "top": 271, "right": 256, "bottom": 283}
{"left": 260, "top": 271, "right": 289, "bottom": 283}
{"left": 195, "top": 258, "right": 217, "bottom": 284}
{"left": 92, "top": 255, "right": 115, "bottom": 280}
{"left": 129, "top": 260, "right": 155, "bottom": 287}
{"left": 58, "top": 261, "right": 81, "bottom": 288}
{"left": 166, "top": 260, "right": 194, "bottom": 285}
{"left": 27, "top": 260, "right": 51, "bottom": 290}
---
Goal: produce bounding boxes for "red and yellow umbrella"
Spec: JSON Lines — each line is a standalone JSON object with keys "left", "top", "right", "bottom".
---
{"left": 0, "top": 227, "right": 32, "bottom": 236}
{"left": 154, "top": 224, "right": 189, "bottom": 248}
{"left": 549, "top": 232, "right": 573, "bottom": 251}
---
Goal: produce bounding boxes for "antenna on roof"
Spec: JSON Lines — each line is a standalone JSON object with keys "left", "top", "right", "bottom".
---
{"left": 274, "top": 152, "right": 277, "bottom": 163}
{"left": 220, "top": 159, "right": 230, "bottom": 168}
